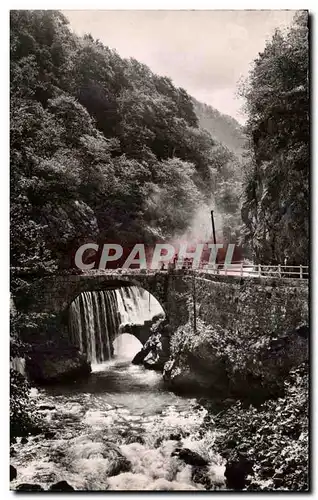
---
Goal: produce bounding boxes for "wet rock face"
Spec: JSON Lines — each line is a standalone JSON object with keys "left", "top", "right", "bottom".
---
{"left": 26, "top": 345, "right": 91, "bottom": 384}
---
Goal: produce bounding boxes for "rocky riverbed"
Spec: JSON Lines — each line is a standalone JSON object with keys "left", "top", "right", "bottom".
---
{"left": 10, "top": 354, "right": 226, "bottom": 491}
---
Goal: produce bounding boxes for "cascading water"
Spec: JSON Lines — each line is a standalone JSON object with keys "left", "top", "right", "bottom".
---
{"left": 69, "top": 286, "right": 164, "bottom": 364}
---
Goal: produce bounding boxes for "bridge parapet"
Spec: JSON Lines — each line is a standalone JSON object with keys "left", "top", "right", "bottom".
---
{"left": 27, "top": 268, "right": 308, "bottom": 313}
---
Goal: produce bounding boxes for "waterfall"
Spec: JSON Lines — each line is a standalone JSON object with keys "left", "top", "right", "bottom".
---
{"left": 10, "top": 357, "right": 26, "bottom": 376}
{"left": 69, "top": 286, "right": 164, "bottom": 364}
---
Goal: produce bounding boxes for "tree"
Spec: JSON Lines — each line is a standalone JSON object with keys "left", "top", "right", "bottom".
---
{"left": 10, "top": 9, "right": 244, "bottom": 271}
{"left": 240, "top": 12, "right": 309, "bottom": 265}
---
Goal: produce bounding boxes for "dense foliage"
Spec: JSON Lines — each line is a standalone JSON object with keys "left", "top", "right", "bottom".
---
{"left": 10, "top": 309, "right": 42, "bottom": 442}
{"left": 240, "top": 12, "right": 309, "bottom": 265}
{"left": 10, "top": 369, "right": 42, "bottom": 442}
{"left": 213, "top": 362, "right": 309, "bottom": 491}
{"left": 10, "top": 10, "right": 242, "bottom": 277}
{"left": 193, "top": 98, "right": 246, "bottom": 156}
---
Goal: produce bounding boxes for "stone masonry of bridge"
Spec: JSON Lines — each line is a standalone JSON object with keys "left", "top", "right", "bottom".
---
{"left": 28, "top": 270, "right": 309, "bottom": 344}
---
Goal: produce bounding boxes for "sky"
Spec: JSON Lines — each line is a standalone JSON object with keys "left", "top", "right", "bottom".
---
{"left": 63, "top": 10, "right": 297, "bottom": 124}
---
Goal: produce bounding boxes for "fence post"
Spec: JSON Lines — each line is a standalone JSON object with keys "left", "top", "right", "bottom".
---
{"left": 240, "top": 261, "right": 243, "bottom": 277}
{"left": 258, "top": 264, "right": 261, "bottom": 277}
{"left": 300, "top": 265, "right": 303, "bottom": 279}
{"left": 278, "top": 264, "right": 281, "bottom": 278}
{"left": 224, "top": 264, "right": 227, "bottom": 276}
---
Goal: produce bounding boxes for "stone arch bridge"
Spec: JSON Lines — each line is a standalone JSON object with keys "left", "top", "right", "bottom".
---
{"left": 27, "top": 269, "right": 308, "bottom": 344}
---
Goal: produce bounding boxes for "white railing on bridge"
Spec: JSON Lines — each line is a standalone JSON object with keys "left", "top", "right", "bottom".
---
{"left": 199, "top": 261, "right": 309, "bottom": 280}
{"left": 11, "top": 263, "right": 308, "bottom": 280}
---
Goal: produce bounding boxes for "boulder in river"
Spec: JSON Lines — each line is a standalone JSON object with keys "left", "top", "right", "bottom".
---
{"left": 143, "top": 353, "right": 164, "bottom": 371}
{"left": 171, "top": 447, "right": 208, "bottom": 467}
{"left": 131, "top": 347, "right": 150, "bottom": 365}
{"left": 49, "top": 480, "right": 75, "bottom": 491}
{"left": 10, "top": 465, "right": 17, "bottom": 481}
{"left": 101, "top": 444, "right": 132, "bottom": 476}
{"left": 224, "top": 457, "right": 254, "bottom": 490}
{"left": 131, "top": 318, "right": 171, "bottom": 371}
{"left": 26, "top": 344, "right": 91, "bottom": 384}
{"left": 192, "top": 465, "right": 212, "bottom": 490}
{"left": 16, "top": 483, "right": 44, "bottom": 491}
{"left": 164, "top": 320, "right": 308, "bottom": 401}
{"left": 108, "top": 456, "right": 131, "bottom": 477}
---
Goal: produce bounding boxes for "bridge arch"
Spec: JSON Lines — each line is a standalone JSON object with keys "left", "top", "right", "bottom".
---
{"left": 30, "top": 272, "right": 168, "bottom": 317}
{"left": 63, "top": 277, "right": 168, "bottom": 319}
{"left": 67, "top": 279, "right": 166, "bottom": 362}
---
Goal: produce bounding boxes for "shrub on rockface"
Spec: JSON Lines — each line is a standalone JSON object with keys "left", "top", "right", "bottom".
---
{"left": 10, "top": 309, "right": 41, "bottom": 442}
{"left": 212, "top": 362, "right": 309, "bottom": 491}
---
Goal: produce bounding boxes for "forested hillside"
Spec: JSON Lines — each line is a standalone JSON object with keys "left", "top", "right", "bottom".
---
{"left": 240, "top": 12, "right": 309, "bottom": 266}
{"left": 10, "top": 10, "right": 243, "bottom": 275}
{"left": 193, "top": 98, "right": 246, "bottom": 156}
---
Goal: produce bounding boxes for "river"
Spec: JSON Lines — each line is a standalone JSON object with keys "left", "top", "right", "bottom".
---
{"left": 11, "top": 286, "right": 226, "bottom": 491}
{"left": 11, "top": 334, "right": 225, "bottom": 491}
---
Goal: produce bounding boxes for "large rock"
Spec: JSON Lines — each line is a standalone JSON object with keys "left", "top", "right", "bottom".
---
{"left": 132, "top": 318, "right": 171, "bottom": 372}
{"left": 163, "top": 322, "right": 230, "bottom": 395}
{"left": 131, "top": 346, "right": 151, "bottom": 365}
{"left": 164, "top": 321, "right": 308, "bottom": 400}
{"left": 192, "top": 466, "right": 213, "bottom": 490}
{"left": 26, "top": 344, "right": 91, "bottom": 384}
{"left": 10, "top": 465, "right": 17, "bottom": 481}
{"left": 49, "top": 481, "right": 74, "bottom": 491}
{"left": 224, "top": 457, "right": 254, "bottom": 490}
{"left": 172, "top": 448, "right": 212, "bottom": 490}
{"left": 171, "top": 448, "right": 208, "bottom": 467}
{"left": 107, "top": 454, "right": 131, "bottom": 477}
